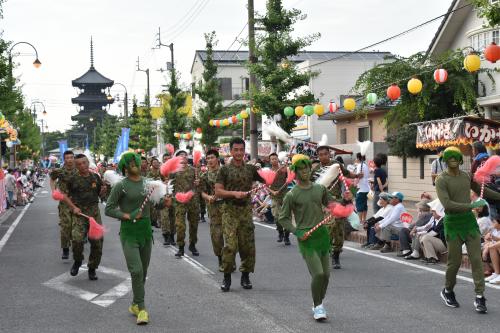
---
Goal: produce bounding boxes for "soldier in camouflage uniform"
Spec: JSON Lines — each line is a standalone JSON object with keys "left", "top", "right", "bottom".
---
{"left": 64, "top": 154, "right": 106, "bottom": 281}
{"left": 173, "top": 151, "right": 200, "bottom": 257}
{"left": 49, "top": 150, "right": 77, "bottom": 260}
{"left": 200, "top": 149, "right": 224, "bottom": 270}
{"left": 310, "top": 145, "right": 355, "bottom": 269}
{"left": 268, "top": 153, "right": 290, "bottom": 245}
{"left": 215, "top": 137, "right": 264, "bottom": 292}
{"left": 140, "top": 156, "right": 149, "bottom": 177}
{"left": 146, "top": 158, "right": 162, "bottom": 229}
{"left": 161, "top": 153, "right": 176, "bottom": 245}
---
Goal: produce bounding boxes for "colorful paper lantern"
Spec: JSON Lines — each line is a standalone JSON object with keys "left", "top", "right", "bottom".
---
{"left": 314, "top": 104, "right": 325, "bottom": 116}
{"left": 328, "top": 101, "right": 338, "bottom": 113}
{"left": 240, "top": 110, "right": 249, "bottom": 119}
{"left": 216, "top": 120, "right": 221, "bottom": 127}
{"left": 196, "top": 127, "right": 202, "bottom": 133}
{"left": 246, "top": 107, "right": 251, "bottom": 114}
{"left": 185, "top": 133, "right": 191, "bottom": 140}
{"left": 174, "top": 132, "right": 180, "bottom": 138}
{"left": 236, "top": 113, "right": 242, "bottom": 120}
{"left": 386, "top": 84, "right": 401, "bottom": 101}
{"left": 295, "top": 106, "right": 304, "bottom": 117}
{"left": 366, "top": 93, "right": 378, "bottom": 105}
{"left": 222, "top": 119, "right": 229, "bottom": 126}
{"left": 433, "top": 68, "right": 448, "bottom": 84}
{"left": 209, "top": 120, "right": 214, "bottom": 126}
{"left": 231, "top": 115, "right": 237, "bottom": 124}
{"left": 407, "top": 77, "right": 423, "bottom": 95}
{"left": 284, "top": 106, "right": 294, "bottom": 117}
{"left": 304, "top": 105, "right": 314, "bottom": 116}
{"left": 227, "top": 117, "right": 233, "bottom": 125}
{"left": 484, "top": 42, "right": 500, "bottom": 63}
{"left": 463, "top": 53, "right": 481, "bottom": 73}
{"left": 343, "top": 98, "right": 356, "bottom": 111}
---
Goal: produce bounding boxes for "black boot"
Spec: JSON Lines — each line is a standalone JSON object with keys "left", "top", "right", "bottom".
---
{"left": 163, "top": 234, "right": 169, "bottom": 246}
{"left": 217, "top": 256, "right": 223, "bottom": 272}
{"left": 221, "top": 273, "right": 231, "bottom": 292}
{"left": 169, "top": 234, "right": 176, "bottom": 246}
{"left": 332, "top": 251, "right": 341, "bottom": 269}
{"left": 188, "top": 243, "right": 199, "bottom": 256}
{"left": 70, "top": 261, "right": 81, "bottom": 276}
{"left": 241, "top": 272, "right": 253, "bottom": 289}
{"left": 88, "top": 268, "right": 98, "bottom": 281}
{"left": 277, "top": 231, "right": 284, "bottom": 243}
{"left": 284, "top": 232, "right": 291, "bottom": 246}
{"left": 175, "top": 246, "right": 184, "bottom": 258}
{"left": 62, "top": 248, "right": 70, "bottom": 260}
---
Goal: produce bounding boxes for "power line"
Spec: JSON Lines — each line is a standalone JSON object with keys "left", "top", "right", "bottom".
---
{"left": 168, "top": 0, "right": 212, "bottom": 42}
{"left": 159, "top": 0, "right": 207, "bottom": 35}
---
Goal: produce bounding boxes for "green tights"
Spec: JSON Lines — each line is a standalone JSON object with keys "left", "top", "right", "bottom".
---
{"left": 304, "top": 252, "right": 331, "bottom": 307}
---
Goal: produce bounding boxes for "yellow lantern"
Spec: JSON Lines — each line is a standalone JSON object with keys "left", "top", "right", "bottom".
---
{"left": 407, "top": 77, "right": 423, "bottom": 95}
{"left": 209, "top": 120, "right": 214, "bottom": 126}
{"left": 464, "top": 54, "right": 481, "bottom": 73}
{"left": 313, "top": 104, "right": 324, "bottom": 116}
{"left": 174, "top": 132, "right": 180, "bottom": 138}
{"left": 222, "top": 119, "right": 230, "bottom": 126}
{"left": 240, "top": 110, "right": 249, "bottom": 119}
{"left": 295, "top": 106, "right": 304, "bottom": 117}
{"left": 343, "top": 98, "right": 356, "bottom": 111}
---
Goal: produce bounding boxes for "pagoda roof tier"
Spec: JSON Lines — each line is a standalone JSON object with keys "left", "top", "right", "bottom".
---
{"left": 72, "top": 67, "right": 114, "bottom": 87}
{"left": 71, "top": 94, "right": 114, "bottom": 105}
{"left": 71, "top": 110, "right": 107, "bottom": 122}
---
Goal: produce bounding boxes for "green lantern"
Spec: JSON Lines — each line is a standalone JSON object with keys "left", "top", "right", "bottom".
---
{"left": 366, "top": 93, "right": 378, "bottom": 105}
{"left": 304, "top": 105, "right": 314, "bottom": 116}
{"left": 284, "top": 106, "right": 294, "bottom": 117}
{"left": 236, "top": 113, "right": 242, "bottom": 120}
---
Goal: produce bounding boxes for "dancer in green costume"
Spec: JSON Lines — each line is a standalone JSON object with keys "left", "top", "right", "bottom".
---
{"left": 436, "top": 146, "right": 500, "bottom": 314}
{"left": 278, "top": 154, "right": 334, "bottom": 321}
{"left": 105, "top": 152, "right": 172, "bottom": 325}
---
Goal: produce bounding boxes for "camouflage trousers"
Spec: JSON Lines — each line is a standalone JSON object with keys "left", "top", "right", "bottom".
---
{"left": 272, "top": 199, "right": 284, "bottom": 233}
{"left": 150, "top": 205, "right": 159, "bottom": 226}
{"left": 71, "top": 204, "right": 103, "bottom": 269}
{"left": 208, "top": 203, "right": 224, "bottom": 257}
{"left": 221, "top": 203, "right": 255, "bottom": 273}
{"left": 161, "top": 206, "right": 176, "bottom": 236}
{"left": 58, "top": 203, "right": 73, "bottom": 248}
{"left": 330, "top": 217, "right": 346, "bottom": 253}
{"left": 175, "top": 200, "right": 200, "bottom": 247}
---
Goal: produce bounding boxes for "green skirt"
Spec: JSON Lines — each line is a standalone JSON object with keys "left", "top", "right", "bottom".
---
{"left": 443, "top": 211, "right": 479, "bottom": 241}
{"left": 298, "top": 225, "right": 331, "bottom": 258}
{"left": 120, "top": 217, "right": 153, "bottom": 247}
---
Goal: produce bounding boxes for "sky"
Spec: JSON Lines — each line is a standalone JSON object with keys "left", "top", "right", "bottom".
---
{"left": 1, "top": 0, "right": 452, "bottom": 132}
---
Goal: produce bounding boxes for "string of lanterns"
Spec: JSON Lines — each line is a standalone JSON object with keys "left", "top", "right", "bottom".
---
{"left": 208, "top": 107, "right": 258, "bottom": 127}
{"left": 174, "top": 128, "right": 203, "bottom": 140}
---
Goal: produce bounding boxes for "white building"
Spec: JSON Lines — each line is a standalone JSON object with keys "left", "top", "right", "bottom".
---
{"left": 190, "top": 50, "right": 391, "bottom": 144}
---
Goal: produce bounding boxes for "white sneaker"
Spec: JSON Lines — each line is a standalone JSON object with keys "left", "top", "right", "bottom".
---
{"left": 485, "top": 273, "right": 499, "bottom": 282}
{"left": 313, "top": 304, "right": 327, "bottom": 321}
{"left": 488, "top": 274, "right": 500, "bottom": 284}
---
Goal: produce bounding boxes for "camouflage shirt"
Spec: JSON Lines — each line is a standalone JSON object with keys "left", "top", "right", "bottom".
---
{"left": 216, "top": 162, "right": 263, "bottom": 205}
{"left": 311, "top": 161, "right": 349, "bottom": 200}
{"left": 50, "top": 167, "right": 77, "bottom": 193}
{"left": 173, "top": 166, "right": 197, "bottom": 194}
{"left": 147, "top": 169, "right": 164, "bottom": 181}
{"left": 200, "top": 168, "right": 219, "bottom": 196}
{"left": 67, "top": 172, "right": 103, "bottom": 206}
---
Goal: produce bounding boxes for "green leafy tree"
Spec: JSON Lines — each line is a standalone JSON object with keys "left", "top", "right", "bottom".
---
{"left": 129, "top": 96, "right": 156, "bottom": 152}
{"left": 95, "top": 115, "right": 121, "bottom": 158}
{"left": 353, "top": 50, "right": 494, "bottom": 157}
{"left": 192, "top": 31, "right": 223, "bottom": 148}
{"left": 161, "top": 68, "right": 188, "bottom": 149}
{"left": 248, "top": 0, "right": 320, "bottom": 134}
{"left": 44, "top": 130, "right": 66, "bottom": 152}
{"left": 14, "top": 109, "right": 41, "bottom": 161}
{"left": 471, "top": 0, "right": 500, "bottom": 27}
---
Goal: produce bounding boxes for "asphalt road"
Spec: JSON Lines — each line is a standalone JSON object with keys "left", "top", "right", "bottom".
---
{"left": 0, "top": 181, "right": 498, "bottom": 333}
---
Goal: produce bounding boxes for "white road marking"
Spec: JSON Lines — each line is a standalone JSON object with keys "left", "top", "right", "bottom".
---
{"left": 254, "top": 222, "right": 500, "bottom": 291}
{"left": 41, "top": 190, "right": 48, "bottom": 194}
{"left": 42, "top": 265, "right": 132, "bottom": 307}
{"left": 165, "top": 246, "right": 215, "bottom": 275}
{"left": 0, "top": 203, "right": 31, "bottom": 254}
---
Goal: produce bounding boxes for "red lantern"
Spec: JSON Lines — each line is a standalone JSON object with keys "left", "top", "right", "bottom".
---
{"left": 386, "top": 84, "right": 401, "bottom": 101}
{"left": 185, "top": 133, "right": 191, "bottom": 140}
{"left": 328, "top": 100, "right": 338, "bottom": 113}
{"left": 433, "top": 68, "right": 448, "bottom": 84}
{"left": 231, "top": 115, "right": 237, "bottom": 123}
{"left": 196, "top": 127, "right": 202, "bottom": 133}
{"left": 215, "top": 120, "right": 221, "bottom": 128}
{"left": 484, "top": 42, "right": 500, "bottom": 63}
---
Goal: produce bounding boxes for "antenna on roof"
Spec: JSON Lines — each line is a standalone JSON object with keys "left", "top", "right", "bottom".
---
{"left": 90, "top": 36, "right": 94, "bottom": 69}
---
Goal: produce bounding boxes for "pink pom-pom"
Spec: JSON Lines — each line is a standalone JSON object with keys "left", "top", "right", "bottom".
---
{"left": 52, "top": 190, "right": 64, "bottom": 201}
{"left": 328, "top": 202, "right": 354, "bottom": 218}
{"left": 165, "top": 143, "right": 175, "bottom": 156}
{"left": 160, "top": 156, "right": 183, "bottom": 177}
{"left": 175, "top": 191, "right": 194, "bottom": 204}
{"left": 344, "top": 178, "right": 353, "bottom": 188}
{"left": 474, "top": 156, "right": 500, "bottom": 184}
{"left": 88, "top": 217, "right": 105, "bottom": 240}
{"left": 285, "top": 168, "right": 295, "bottom": 184}
{"left": 257, "top": 168, "right": 277, "bottom": 186}
{"left": 193, "top": 150, "right": 202, "bottom": 167}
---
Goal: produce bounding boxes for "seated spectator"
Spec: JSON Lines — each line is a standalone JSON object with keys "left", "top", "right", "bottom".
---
{"left": 419, "top": 199, "right": 446, "bottom": 264}
{"left": 471, "top": 191, "right": 492, "bottom": 236}
{"left": 398, "top": 199, "right": 432, "bottom": 258}
{"left": 362, "top": 193, "right": 393, "bottom": 248}
{"left": 372, "top": 192, "right": 406, "bottom": 253}
{"left": 483, "top": 217, "right": 500, "bottom": 284}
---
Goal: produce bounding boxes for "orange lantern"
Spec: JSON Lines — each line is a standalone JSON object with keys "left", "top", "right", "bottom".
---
{"left": 215, "top": 120, "right": 221, "bottom": 128}
{"left": 196, "top": 127, "right": 202, "bottom": 133}
{"left": 386, "top": 84, "right": 401, "bottom": 101}
{"left": 231, "top": 115, "right": 237, "bottom": 123}
{"left": 484, "top": 42, "right": 500, "bottom": 64}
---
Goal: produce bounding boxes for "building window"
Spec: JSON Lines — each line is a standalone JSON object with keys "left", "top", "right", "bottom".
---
{"left": 358, "top": 126, "right": 370, "bottom": 142}
{"left": 402, "top": 156, "right": 407, "bottom": 179}
{"left": 243, "top": 77, "right": 250, "bottom": 93}
{"left": 217, "top": 78, "right": 233, "bottom": 100}
{"left": 493, "top": 30, "right": 499, "bottom": 44}
{"left": 340, "top": 129, "right": 347, "bottom": 144}
{"left": 469, "top": 29, "right": 500, "bottom": 53}
{"left": 191, "top": 83, "right": 196, "bottom": 98}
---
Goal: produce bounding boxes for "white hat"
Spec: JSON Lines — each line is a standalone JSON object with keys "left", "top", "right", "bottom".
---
{"left": 428, "top": 199, "right": 445, "bottom": 217}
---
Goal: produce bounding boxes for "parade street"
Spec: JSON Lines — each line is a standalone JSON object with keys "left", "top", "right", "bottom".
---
{"left": 0, "top": 182, "right": 497, "bottom": 333}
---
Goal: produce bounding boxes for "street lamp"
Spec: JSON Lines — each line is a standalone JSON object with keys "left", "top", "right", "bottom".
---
{"left": 109, "top": 82, "right": 129, "bottom": 127}
{"left": 30, "top": 101, "right": 47, "bottom": 121}
{"left": 37, "top": 119, "right": 48, "bottom": 158}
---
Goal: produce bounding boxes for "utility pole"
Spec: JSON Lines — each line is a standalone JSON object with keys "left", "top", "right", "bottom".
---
{"left": 248, "top": 0, "right": 258, "bottom": 160}
{"left": 136, "top": 57, "right": 150, "bottom": 107}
